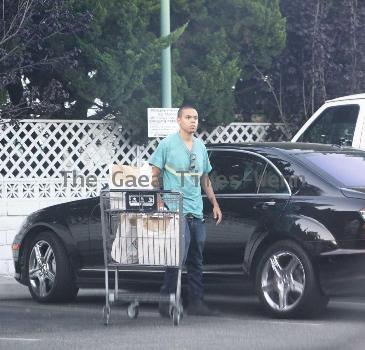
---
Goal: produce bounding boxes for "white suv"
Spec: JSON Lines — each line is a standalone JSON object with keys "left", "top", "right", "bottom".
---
{"left": 291, "top": 93, "right": 365, "bottom": 149}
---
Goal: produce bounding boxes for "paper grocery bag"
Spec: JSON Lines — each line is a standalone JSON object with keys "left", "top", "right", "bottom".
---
{"left": 109, "top": 162, "right": 153, "bottom": 190}
{"left": 111, "top": 213, "right": 140, "bottom": 264}
{"left": 137, "top": 214, "right": 180, "bottom": 266}
{"left": 108, "top": 162, "right": 153, "bottom": 211}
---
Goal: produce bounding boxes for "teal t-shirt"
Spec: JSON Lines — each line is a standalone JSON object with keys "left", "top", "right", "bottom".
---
{"left": 149, "top": 132, "right": 212, "bottom": 218}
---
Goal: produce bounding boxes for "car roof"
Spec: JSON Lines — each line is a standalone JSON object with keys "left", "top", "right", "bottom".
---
{"left": 325, "top": 93, "right": 365, "bottom": 103}
{"left": 206, "top": 142, "right": 364, "bottom": 155}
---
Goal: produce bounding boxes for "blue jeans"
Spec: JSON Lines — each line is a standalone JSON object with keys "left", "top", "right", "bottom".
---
{"left": 160, "top": 216, "right": 206, "bottom": 302}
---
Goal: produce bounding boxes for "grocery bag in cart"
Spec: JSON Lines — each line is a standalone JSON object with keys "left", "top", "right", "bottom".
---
{"left": 111, "top": 213, "right": 180, "bottom": 265}
{"left": 111, "top": 213, "right": 139, "bottom": 264}
{"left": 109, "top": 163, "right": 153, "bottom": 264}
{"left": 137, "top": 213, "right": 180, "bottom": 266}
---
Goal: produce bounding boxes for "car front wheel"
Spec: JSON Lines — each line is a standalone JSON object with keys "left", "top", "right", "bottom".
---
{"left": 26, "top": 231, "right": 79, "bottom": 303}
{"left": 255, "top": 240, "right": 328, "bottom": 318}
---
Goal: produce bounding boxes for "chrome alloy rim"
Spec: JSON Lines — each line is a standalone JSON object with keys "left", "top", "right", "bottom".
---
{"left": 28, "top": 240, "right": 56, "bottom": 298}
{"left": 261, "top": 251, "right": 305, "bottom": 312}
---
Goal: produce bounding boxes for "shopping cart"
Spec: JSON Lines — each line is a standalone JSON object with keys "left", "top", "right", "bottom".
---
{"left": 100, "top": 189, "right": 184, "bottom": 326}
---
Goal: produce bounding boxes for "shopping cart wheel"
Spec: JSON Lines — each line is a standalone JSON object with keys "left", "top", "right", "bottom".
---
{"left": 127, "top": 303, "right": 139, "bottom": 319}
{"left": 172, "top": 304, "right": 183, "bottom": 326}
{"left": 103, "top": 305, "right": 111, "bottom": 325}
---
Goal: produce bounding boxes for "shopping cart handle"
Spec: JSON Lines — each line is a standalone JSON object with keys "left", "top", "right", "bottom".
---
{"left": 100, "top": 189, "right": 182, "bottom": 196}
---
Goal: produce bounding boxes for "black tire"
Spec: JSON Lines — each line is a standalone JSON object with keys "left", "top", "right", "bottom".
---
{"left": 255, "top": 240, "right": 329, "bottom": 318}
{"left": 25, "top": 231, "right": 79, "bottom": 303}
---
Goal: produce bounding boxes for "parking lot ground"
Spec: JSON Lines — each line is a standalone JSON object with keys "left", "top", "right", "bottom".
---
{"left": 2, "top": 275, "right": 365, "bottom": 350}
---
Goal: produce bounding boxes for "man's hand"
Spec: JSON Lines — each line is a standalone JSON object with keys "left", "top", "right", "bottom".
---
{"left": 201, "top": 174, "right": 222, "bottom": 225}
{"left": 157, "top": 197, "right": 165, "bottom": 211}
{"left": 213, "top": 205, "right": 222, "bottom": 225}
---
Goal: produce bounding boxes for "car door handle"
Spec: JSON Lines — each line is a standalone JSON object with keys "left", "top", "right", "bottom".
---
{"left": 263, "top": 201, "right": 277, "bottom": 209}
{"left": 254, "top": 201, "right": 277, "bottom": 210}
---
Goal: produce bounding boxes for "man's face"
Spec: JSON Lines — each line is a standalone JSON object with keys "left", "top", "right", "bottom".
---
{"left": 177, "top": 108, "right": 199, "bottom": 134}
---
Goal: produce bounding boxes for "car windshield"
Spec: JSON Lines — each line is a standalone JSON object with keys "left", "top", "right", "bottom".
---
{"left": 300, "top": 152, "right": 365, "bottom": 188}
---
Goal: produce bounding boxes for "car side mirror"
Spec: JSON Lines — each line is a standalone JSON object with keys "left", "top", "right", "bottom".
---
{"left": 290, "top": 175, "right": 306, "bottom": 195}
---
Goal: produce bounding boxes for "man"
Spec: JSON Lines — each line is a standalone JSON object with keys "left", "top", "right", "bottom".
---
{"left": 149, "top": 104, "right": 222, "bottom": 316}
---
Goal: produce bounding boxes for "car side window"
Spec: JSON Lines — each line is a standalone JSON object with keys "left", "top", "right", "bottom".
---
{"left": 300, "top": 105, "right": 359, "bottom": 145}
{"left": 258, "top": 164, "right": 289, "bottom": 194}
{"left": 209, "top": 151, "right": 266, "bottom": 194}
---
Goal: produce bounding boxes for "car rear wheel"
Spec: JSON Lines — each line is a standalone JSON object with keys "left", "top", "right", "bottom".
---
{"left": 255, "top": 240, "right": 329, "bottom": 318}
{"left": 26, "top": 231, "right": 79, "bottom": 302}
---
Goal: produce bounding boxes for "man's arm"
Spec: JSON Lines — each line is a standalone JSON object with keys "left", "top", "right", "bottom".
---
{"left": 151, "top": 166, "right": 165, "bottom": 209}
{"left": 151, "top": 166, "right": 161, "bottom": 189}
{"left": 201, "top": 174, "right": 222, "bottom": 225}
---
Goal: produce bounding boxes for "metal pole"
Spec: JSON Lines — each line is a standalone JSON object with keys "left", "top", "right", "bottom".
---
{"left": 161, "top": 0, "right": 172, "bottom": 108}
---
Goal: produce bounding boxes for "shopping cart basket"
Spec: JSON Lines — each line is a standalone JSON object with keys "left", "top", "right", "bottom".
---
{"left": 100, "top": 189, "right": 184, "bottom": 326}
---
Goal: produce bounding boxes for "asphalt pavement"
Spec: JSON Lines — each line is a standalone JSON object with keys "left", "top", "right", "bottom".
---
{"left": 1, "top": 275, "right": 365, "bottom": 350}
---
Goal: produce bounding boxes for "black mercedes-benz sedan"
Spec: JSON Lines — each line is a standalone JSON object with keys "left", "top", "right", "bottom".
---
{"left": 12, "top": 143, "right": 365, "bottom": 318}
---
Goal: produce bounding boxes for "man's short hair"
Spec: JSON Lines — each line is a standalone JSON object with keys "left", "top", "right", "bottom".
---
{"left": 177, "top": 104, "right": 197, "bottom": 118}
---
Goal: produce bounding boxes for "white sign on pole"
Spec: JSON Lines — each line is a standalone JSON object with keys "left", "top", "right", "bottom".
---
{"left": 147, "top": 108, "right": 179, "bottom": 138}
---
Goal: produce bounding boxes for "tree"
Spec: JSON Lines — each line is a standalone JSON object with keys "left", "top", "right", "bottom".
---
{"left": 33, "top": 0, "right": 186, "bottom": 142}
{"left": 67, "top": 0, "right": 285, "bottom": 141}
{"left": 171, "top": 0, "right": 285, "bottom": 130}
{"left": 1, "top": 0, "right": 286, "bottom": 143}
{"left": 241, "top": 0, "right": 365, "bottom": 138}
{"left": 0, "top": 0, "right": 90, "bottom": 119}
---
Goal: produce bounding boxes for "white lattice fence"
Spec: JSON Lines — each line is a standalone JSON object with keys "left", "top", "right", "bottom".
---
{"left": 0, "top": 119, "right": 285, "bottom": 181}
{"left": 198, "top": 123, "right": 279, "bottom": 143}
{"left": 0, "top": 120, "right": 136, "bottom": 179}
